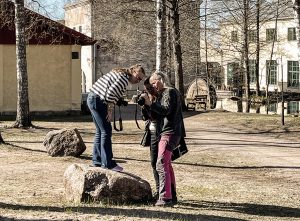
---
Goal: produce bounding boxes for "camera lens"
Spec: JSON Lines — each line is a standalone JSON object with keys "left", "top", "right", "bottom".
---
{"left": 137, "top": 97, "right": 145, "bottom": 106}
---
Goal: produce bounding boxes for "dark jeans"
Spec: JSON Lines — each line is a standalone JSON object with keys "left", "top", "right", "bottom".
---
{"left": 87, "top": 92, "right": 117, "bottom": 169}
{"left": 150, "top": 130, "right": 159, "bottom": 194}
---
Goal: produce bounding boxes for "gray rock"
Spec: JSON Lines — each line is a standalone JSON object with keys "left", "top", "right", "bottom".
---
{"left": 43, "top": 128, "right": 86, "bottom": 157}
{"left": 63, "top": 164, "right": 152, "bottom": 204}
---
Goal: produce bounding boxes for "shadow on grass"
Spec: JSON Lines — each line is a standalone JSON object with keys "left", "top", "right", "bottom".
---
{"left": 0, "top": 201, "right": 246, "bottom": 221}
{"left": 186, "top": 137, "right": 300, "bottom": 145}
{"left": 187, "top": 128, "right": 300, "bottom": 136}
{"left": 114, "top": 157, "right": 300, "bottom": 170}
{"left": 185, "top": 140, "right": 300, "bottom": 149}
{"left": 0, "top": 142, "right": 46, "bottom": 153}
{"left": 178, "top": 200, "right": 300, "bottom": 218}
{"left": 1, "top": 199, "right": 299, "bottom": 220}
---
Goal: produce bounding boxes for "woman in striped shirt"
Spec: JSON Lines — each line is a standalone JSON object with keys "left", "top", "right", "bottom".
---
{"left": 87, "top": 64, "right": 145, "bottom": 172}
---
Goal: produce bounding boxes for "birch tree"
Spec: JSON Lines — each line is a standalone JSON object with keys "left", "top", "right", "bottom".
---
{"left": 156, "top": 0, "right": 167, "bottom": 72}
{"left": 255, "top": 0, "right": 261, "bottom": 97}
{"left": 243, "top": 0, "right": 250, "bottom": 112}
{"left": 265, "top": 0, "right": 279, "bottom": 111}
{"left": 13, "top": 0, "right": 32, "bottom": 128}
{"left": 168, "top": 0, "right": 185, "bottom": 100}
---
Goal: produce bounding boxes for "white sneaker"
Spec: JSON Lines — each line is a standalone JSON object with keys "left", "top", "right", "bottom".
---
{"left": 111, "top": 165, "right": 123, "bottom": 172}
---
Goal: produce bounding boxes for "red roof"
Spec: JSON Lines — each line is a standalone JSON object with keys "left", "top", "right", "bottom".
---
{"left": 0, "top": 0, "right": 96, "bottom": 45}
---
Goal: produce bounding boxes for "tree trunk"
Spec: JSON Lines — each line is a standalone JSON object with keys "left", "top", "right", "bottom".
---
{"left": 166, "top": 8, "right": 173, "bottom": 84}
{"left": 266, "top": 0, "right": 279, "bottom": 114}
{"left": 156, "top": 0, "right": 167, "bottom": 72}
{"left": 238, "top": 56, "right": 244, "bottom": 113}
{"left": 204, "top": 0, "right": 210, "bottom": 108}
{"left": 243, "top": 0, "right": 250, "bottom": 113}
{"left": 169, "top": 0, "right": 185, "bottom": 109}
{"left": 255, "top": 0, "right": 261, "bottom": 97}
{"left": 13, "top": 0, "right": 32, "bottom": 128}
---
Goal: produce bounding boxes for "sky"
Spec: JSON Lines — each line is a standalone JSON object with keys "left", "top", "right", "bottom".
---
{"left": 27, "top": 0, "right": 68, "bottom": 20}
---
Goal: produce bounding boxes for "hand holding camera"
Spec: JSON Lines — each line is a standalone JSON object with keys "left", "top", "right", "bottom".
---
{"left": 138, "top": 92, "right": 151, "bottom": 106}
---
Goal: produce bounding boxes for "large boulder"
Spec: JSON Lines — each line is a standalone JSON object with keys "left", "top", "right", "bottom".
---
{"left": 43, "top": 128, "right": 86, "bottom": 157}
{"left": 64, "top": 164, "right": 152, "bottom": 204}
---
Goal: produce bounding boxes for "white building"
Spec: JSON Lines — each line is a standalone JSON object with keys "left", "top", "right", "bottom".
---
{"left": 220, "top": 17, "right": 300, "bottom": 94}
{"left": 64, "top": 0, "right": 94, "bottom": 93}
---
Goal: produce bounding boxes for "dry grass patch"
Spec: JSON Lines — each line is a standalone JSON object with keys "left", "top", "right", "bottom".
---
{"left": 0, "top": 111, "right": 299, "bottom": 220}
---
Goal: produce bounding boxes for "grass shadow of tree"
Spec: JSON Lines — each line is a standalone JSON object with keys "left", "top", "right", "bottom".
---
{"left": 0, "top": 201, "right": 247, "bottom": 221}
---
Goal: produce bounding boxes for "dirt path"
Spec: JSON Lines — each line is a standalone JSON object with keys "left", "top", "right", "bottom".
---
{"left": 186, "top": 121, "right": 300, "bottom": 168}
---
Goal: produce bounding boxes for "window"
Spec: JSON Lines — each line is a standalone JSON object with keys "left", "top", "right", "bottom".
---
{"left": 268, "top": 103, "right": 277, "bottom": 113}
{"left": 287, "top": 101, "right": 299, "bottom": 114}
{"left": 231, "top": 31, "right": 238, "bottom": 42}
{"left": 79, "top": 26, "right": 82, "bottom": 33}
{"left": 288, "top": 61, "right": 299, "bottom": 87}
{"left": 227, "top": 62, "right": 239, "bottom": 85}
{"left": 266, "top": 60, "right": 277, "bottom": 85}
{"left": 249, "top": 30, "right": 257, "bottom": 42}
{"left": 288, "top": 28, "right": 296, "bottom": 41}
{"left": 72, "top": 52, "right": 79, "bottom": 59}
{"left": 266, "top": 28, "right": 276, "bottom": 42}
{"left": 249, "top": 60, "right": 256, "bottom": 83}
{"left": 73, "top": 27, "right": 76, "bottom": 30}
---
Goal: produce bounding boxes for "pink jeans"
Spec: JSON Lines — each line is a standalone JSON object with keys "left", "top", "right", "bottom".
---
{"left": 156, "top": 134, "right": 180, "bottom": 200}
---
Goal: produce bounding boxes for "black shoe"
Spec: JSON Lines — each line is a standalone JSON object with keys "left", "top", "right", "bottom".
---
{"left": 171, "top": 184, "right": 177, "bottom": 204}
{"left": 172, "top": 196, "right": 178, "bottom": 204}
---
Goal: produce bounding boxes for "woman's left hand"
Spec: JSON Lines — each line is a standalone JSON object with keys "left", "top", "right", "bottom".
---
{"left": 140, "top": 93, "right": 151, "bottom": 106}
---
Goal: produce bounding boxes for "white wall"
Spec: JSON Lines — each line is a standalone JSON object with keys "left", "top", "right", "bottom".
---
{"left": 219, "top": 18, "right": 300, "bottom": 93}
{"left": 64, "top": 0, "right": 93, "bottom": 93}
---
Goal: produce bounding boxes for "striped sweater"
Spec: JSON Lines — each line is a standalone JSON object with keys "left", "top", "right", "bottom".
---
{"left": 90, "top": 70, "right": 129, "bottom": 104}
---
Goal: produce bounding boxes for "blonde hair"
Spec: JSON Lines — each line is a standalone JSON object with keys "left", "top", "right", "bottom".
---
{"left": 151, "top": 71, "right": 170, "bottom": 86}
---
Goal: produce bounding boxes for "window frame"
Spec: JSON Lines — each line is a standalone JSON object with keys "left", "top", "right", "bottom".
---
{"left": 249, "top": 59, "right": 256, "bottom": 84}
{"left": 266, "top": 28, "right": 277, "bottom": 42}
{"left": 249, "top": 30, "right": 257, "bottom": 43}
{"left": 268, "top": 103, "right": 277, "bottom": 113}
{"left": 287, "top": 101, "right": 299, "bottom": 114}
{"left": 231, "top": 31, "right": 238, "bottom": 42}
{"left": 287, "top": 61, "right": 299, "bottom": 88}
{"left": 287, "top": 27, "right": 296, "bottom": 41}
{"left": 266, "top": 60, "right": 277, "bottom": 85}
{"left": 227, "top": 62, "right": 239, "bottom": 85}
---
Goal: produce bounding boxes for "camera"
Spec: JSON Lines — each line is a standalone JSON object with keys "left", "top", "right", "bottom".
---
{"left": 132, "top": 91, "right": 148, "bottom": 106}
{"left": 137, "top": 95, "right": 146, "bottom": 106}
